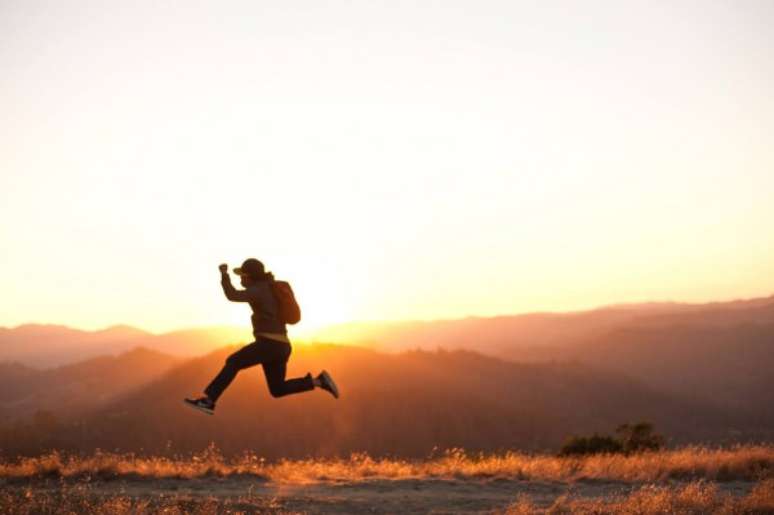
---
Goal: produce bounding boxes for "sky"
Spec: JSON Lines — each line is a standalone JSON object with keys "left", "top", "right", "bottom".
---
{"left": 1, "top": 0, "right": 773, "bottom": 335}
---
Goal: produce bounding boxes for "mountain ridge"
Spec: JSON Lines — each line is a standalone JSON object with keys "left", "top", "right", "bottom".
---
{"left": 3, "top": 343, "right": 755, "bottom": 458}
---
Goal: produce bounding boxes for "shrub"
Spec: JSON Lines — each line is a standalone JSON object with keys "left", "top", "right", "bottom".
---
{"left": 559, "top": 434, "right": 623, "bottom": 456}
{"left": 558, "top": 421, "right": 665, "bottom": 456}
{"left": 616, "top": 422, "right": 665, "bottom": 454}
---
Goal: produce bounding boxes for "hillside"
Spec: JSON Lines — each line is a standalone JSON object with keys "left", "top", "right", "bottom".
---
{"left": 309, "top": 295, "right": 774, "bottom": 358}
{"left": 311, "top": 295, "right": 774, "bottom": 422}
{"left": 1, "top": 344, "right": 759, "bottom": 458}
{"left": 5, "top": 294, "right": 773, "bottom": 369}
{"left": 565, "top": 322, "right": 774, "bottom": 418}
{"left": 0, "top": 347, "right": 181, "bottom": 421}
{"left": 3, "top": 295, "right": 772, "bottom": 458}
{"left": 0, "top": 324, "right": 249, "bottom": 367}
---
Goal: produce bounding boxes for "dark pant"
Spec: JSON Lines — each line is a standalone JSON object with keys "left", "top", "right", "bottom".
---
{"left": 204, "top": 337, "right": 314, "bottom": 402}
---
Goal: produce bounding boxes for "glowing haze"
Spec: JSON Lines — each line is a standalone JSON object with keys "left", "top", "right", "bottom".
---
{"left": 2, "top": 1, "right": 773, "bottom": 335}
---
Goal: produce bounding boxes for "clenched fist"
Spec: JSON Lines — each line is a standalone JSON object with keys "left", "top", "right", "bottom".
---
{"left": 219, "top": 263, "right": 228, "bottom": 273}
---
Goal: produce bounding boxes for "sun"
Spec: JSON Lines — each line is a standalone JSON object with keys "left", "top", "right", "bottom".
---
{"left": 287, "top": 280, "right": 359, "bottom": 339}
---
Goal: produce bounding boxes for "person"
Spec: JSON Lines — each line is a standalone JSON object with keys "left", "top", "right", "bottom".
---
{"left": 184, "top": 258, "right": 338, "bottom": 415}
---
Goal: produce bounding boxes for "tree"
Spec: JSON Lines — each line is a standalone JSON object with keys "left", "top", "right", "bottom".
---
{"left": 615, "top": 422, "right": 665, "bottom": 454}
{"left": 559, "top": 434, "right": 623, "bottom": 456}
{"left": 558, "top": 421, "right": 666, "bottom": 456}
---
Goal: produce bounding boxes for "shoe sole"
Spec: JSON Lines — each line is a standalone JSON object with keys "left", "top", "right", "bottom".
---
{"left": 183, "top": 399, "right": 214, "bottom": 415}
{"left": 320, "top": 370, "right": 339, "bottom": 399}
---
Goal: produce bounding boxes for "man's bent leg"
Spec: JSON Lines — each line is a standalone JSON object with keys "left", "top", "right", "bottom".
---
{"left": 263, "top": 361, "right": 315, "bottom": 398}
{"left": 204, "top": 342, "right": 266, "bottom": 402}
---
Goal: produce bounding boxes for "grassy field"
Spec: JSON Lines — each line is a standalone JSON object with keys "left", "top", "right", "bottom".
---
{"left": 1, "top": 445, "right": 772, "bottom": 513}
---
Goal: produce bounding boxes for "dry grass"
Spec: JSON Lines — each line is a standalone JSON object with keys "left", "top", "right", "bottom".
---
{"left": 0, "top": 444, "right": 771, "bottom": 484}
{"left": 0, "top": 479, "right": 772, "bottom": 514}
{"left": 505, "top": 479, "right": 774, "bottom": 514}
{"left": 0, "top": 485, "right": 299, "bottom": 515}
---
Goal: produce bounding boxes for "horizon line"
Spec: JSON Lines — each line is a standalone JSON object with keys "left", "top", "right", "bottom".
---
{"left": 3, "top": 291, "right": 773, "bottom": 335}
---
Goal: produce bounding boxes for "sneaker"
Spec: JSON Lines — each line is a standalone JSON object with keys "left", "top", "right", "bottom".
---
{"left": 183, "top": 396, "right": 215, "bottom": 415}
{"left": 317, "top": 370, "right": 339, "bottom": 399}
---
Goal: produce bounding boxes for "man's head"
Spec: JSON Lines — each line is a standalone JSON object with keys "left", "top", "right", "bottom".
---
{"left": 233, "top": 258, "right": 266, "bottom": 287}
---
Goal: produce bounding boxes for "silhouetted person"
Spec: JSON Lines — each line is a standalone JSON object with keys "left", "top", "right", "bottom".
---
{"left": 184, "top": 258, "right": 338, "bottom": 415}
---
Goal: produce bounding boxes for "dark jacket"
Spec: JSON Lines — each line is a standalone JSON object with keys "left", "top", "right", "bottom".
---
{"left": 220, "top": 274, "right": 286, "bottom": 336}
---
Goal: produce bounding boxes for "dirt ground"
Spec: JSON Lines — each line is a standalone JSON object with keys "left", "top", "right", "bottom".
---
{"left": 1, "top": 476, "right": 759, "bottom": 514}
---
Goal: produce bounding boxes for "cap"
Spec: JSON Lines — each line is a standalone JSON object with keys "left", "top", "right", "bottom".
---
{"left": 233, "top": 258, "right": 265, "bottom": 279}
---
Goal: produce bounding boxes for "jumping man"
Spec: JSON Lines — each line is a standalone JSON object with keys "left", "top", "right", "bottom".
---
{"left": 184, "top": 258, "right": 339, "bottom": 415}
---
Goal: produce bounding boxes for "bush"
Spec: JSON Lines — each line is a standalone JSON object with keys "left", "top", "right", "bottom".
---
{"left": 558, "top": 421, "right": 665, "bottom": 456}
{"left": 616, "top": 422, "right": 665, "bottom": 454}
{"left": 559, "top": 434, "right": 623, "bottom": 456}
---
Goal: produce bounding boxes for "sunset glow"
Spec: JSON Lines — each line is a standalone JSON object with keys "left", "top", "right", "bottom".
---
{"left": 2, "top": 1, "right": 773, "bottom": 334}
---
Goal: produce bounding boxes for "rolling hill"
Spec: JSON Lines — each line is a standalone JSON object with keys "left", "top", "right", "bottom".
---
{"left": 2, "top": 344, "right": 762, "bottom": 458}
{"left": 0, "top": 347, "right": 181, "bottom": 421}
{"left": 309, "top": 295, "right": 774, "bottom": 358}
{"left": 3, "top": 295, "right": 772, "bottom": 457}
{"left": 310, "top": 295, "right": 774, "bottom": 423}
{"left": 0, "top": 324, "right": 250, "bottom": 367}
{"left": 564, "top": 321, "right": 774, "bottom": 418}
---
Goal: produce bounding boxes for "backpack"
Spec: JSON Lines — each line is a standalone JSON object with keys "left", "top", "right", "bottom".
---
{"left": 270, "top": 280, "right": 301, "bottom": 324}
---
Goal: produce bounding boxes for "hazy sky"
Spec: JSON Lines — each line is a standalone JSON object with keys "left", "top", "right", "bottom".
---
{"left": 2, "top": 0, "right": 773, "bottom": 334}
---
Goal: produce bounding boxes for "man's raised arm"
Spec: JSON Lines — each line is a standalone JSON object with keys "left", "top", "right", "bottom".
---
{"left": 219, "top": 263, "right": 253, "bottom": 302}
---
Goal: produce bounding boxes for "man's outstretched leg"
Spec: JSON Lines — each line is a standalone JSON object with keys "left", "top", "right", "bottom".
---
{"left": 262, "top": 362, "right": 339, "bottom": 399}
{"left": 184, "top": 342, "right": 272, "bottom": 414}
{"left": 185, "top": 339, "right": 340, "bottom": 415}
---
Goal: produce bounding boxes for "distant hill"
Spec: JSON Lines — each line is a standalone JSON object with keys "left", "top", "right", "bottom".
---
{"left": 7, "top": 294, "right": 773, "bottom": 368}
{"left": 488, "top": 299, "right": 774, "bottom": 420}
{"left": 0, "top": 324, "right": 250, "bottom": 368}
{"left": 0, "top": 347, "right": 181, "bottom": 421}
{"left": 309, "top": 295, "right": 774, "bottom": 421}
{"left": 2, "top": 344, "right": 764, "bottom": 458}
{"left": 309, "top": 295, "right": 774, "bottom": 357}
{"left": 564, "top": 322, "right": 774, "bottom": 418}
{"left": 0, "top": 324, "right": 153, "bottom": 368}
{"left": 3, "top": 294, "right": 772, "bottom": 457}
